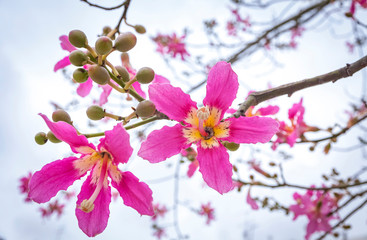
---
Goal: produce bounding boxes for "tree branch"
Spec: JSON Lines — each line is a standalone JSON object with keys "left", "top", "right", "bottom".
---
{"left": 232, "top": 54, "right": 367, "bottom": 118}
{"left": 80, "top": 0, "right": 127, "bottom": 11}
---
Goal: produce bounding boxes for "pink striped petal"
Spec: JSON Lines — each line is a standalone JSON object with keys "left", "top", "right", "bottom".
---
{"left": 203, "top": 62, "right": 238, "bottom": 117}
{"left": 187, "top": 159, "right": 199, "bottom": 178}
{"left": 59, "top": 35, "right": 76, "bottom": 52}
{"left": 99, "top": 84, "right": 112, "bottom": 106}
{"left": 132, "top": 81, "right": 146, "bottom": 99}
{"left": 153, "top": 74, "right": 170, "bottom": 84}
{"left": 197, "top": 145, "right": 233, "bottom": 194}
{"left": 77, "top": 78, "right": 93, "bottom": 97}
{"left": 39, "top": 113, "right": 94, "bottom": 154}
{"left": 54, "top": 56, "right": 71, "bottom": 72}
{"left": 76, "top": 174, "right": 111, "bottom": 237}
{"left": 29, "top": 156, "right": 85, "bottom": 203}
{"left": 224, "top": 116, "right": 279, "bottom": 144}
{"left": 111, "top": 171, "right": 154, "bottom": 216}
{"left": 99, "top": 124, "right": 133, "bottom": 165}
{"left": 138, "top": 124, "right": 189, "bottom": 163}
{"left": 149, "top": 84, "right": 197, "bottom": 122}
{"left": 257, "top": 105, "right": 279, "bottom": 116}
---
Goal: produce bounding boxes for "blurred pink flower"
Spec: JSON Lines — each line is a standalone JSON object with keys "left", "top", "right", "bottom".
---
{"left": 40, "top": 200, "right": 65, "bottom": 218}
{"left": 19, "top": 172, "right": 32, "bottom": 202}
{"left": 246, "top": 188, "right": 259, "bottom": 210}
{"left": 152, "top": 33, "right": 190, "bottom": 60}
{"left": 199, "top": 202, "right": 215, "bottom": 225}
{"left": 152, "top": 203, "right": 168, "bottom": 221}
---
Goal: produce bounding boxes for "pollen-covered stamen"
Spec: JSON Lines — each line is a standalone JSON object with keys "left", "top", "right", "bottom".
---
{"left": 78, "top": 153, "right": 109, "bottom": 213}
{"left": 197, "top": 107, "right": 210, "bottom": 137}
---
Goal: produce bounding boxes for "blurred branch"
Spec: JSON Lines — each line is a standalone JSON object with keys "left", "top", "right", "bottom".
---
{"left": 80, "top": 0, "right": 127, "bottom": 10}
{"left": 232, "top": 54, "right": 367, "bottom": 118}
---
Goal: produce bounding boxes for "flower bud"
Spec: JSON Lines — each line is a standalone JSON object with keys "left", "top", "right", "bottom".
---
{"left": 136, "top": 67, "right": 155, "bottom": 84}
{"left": 69, "top": 50, "right": 89, "bottom": 66}
{"left": 73, "top": 68, "right": 89, "bottom": 83}
{"left": 134, "top": 25, "right": 146, "bottom": 34}
{"left": 35, "top": 132, "right": 48, "bottom": 145}
{"left": 136, "top": 100, "right": 156, "bottom": 118}
{"left": 103, "top": 26, "right": 112, "bottom": 35}
{"left": 88, "top": 65, "right": 110, "bottom": 85}
{"left": 114, "top": 32, "right": 137, "bottom": 52}
{"left": 86, "top": 105, "right": 105, "bottom": 120}
{"left": 223, "top": 141, "right": 240, "bottom": 151}
{"left": 47, "top": 131, "right": 61, "bottom": 143}
{"left": 52, "top": 109, "right": 72, "bottom": 124}
{"left": 95, "top": 36, "right": 113, "bottom": 55}
{"left": 115, "top": 66, "right": 130, "bottom": 82}
{"left": 68, "top": 30, "right": 88, "bottom": 48}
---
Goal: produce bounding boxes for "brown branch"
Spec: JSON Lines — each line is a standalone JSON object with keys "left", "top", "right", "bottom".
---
{"left": 232, "top": 54, "right": 367, "bottom": 118}
{"left": 80, "top": 0, "right": 127, "bottom": 10}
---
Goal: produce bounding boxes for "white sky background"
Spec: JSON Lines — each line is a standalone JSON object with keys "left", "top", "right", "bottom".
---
{"left": 0, "top": 0, "right": 367, "bottom": 240}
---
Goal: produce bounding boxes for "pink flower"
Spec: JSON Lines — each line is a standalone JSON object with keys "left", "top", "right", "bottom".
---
{"left": 248, "top": 159, "right": 271, "bottom": 178}
{"left": 19, "top": 172, "right": 32, "bottom": 202}
{"left": 226, "top": 21, "right": 237, "bottom": 36}
{"left": 349, "top": 0, "right": 367, "bottom": 16}
{"left": 138, "top": 61, "right": 279, "bottom": 194}
{"left": 227, "top": 8, "right": 251, "bottom": 36}
{"left": 152, "top": 203, "right": 168, "bottom": 221}
{"left": 199, "top": 202, "right": 215, "bottom": 225}
{"left": 40, "top": 200, "right": 65, "bottom": 218}
{"left": 152, "top": 225, "right": 166, "bottom": 239}
{"left": 152, "top": 33, "right": 190, "bottom": 60}
{"left": 54, "top": 35, "right": 77, "bottom": 72}
{"left": 246, "top": 188, "right": 259, "bottom": 210}
{"left": 346, "top": 41, "right": 355, "bottom": 53}
{"left": 289, "top": 189, "right": 340, "bottom": 240}
{"left": 289, "top": 27, "right": 305, "bottom": 49}
{"left": 29, "top": 114, "right": 154, "bottom": 237}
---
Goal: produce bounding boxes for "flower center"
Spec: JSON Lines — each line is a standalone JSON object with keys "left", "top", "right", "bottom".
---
{"left": 78, "top": 153, "right": 109, "bottom": 213}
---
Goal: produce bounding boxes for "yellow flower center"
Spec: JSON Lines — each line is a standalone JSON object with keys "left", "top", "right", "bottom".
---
{"left": 183, "top": 106, "right": 230, "bottom": 149}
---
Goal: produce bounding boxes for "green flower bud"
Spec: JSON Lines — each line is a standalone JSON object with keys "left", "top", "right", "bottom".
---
{"left": 114, "top": 32, "right": 137, "bottom": 52}
{"left": 115, "top": 65, "right": 130, "bottom": 82}
{"left": 103, "top": 26, "right": 112, "bottom": 35}
{"left": 68, "top": 30, "right": 88, "bottom": 48}
{"left": 35, "top": 132, "right": 48, "bottom": 145}
{"left": 52, "top": 109, "right": 72, "bottom": 123}
{"left": 136, "top": 100, "right": 156, "bottom": 118}
{"left": 86, "top": 105, "right": 105, "bottom": 120}
{"left": 136, "top": 67, "right": 155, "bottom": 84}
{"left": 73, "top": 68, "right": 89, "bottom": 83}
{"left": 223, "top": 141, "right": 240, "bottom": 151}
{"left": 88, "top": 65, "right": 110, "bottom": 85}
{"left": 47, "top": 131, "right": 62, "bottom": 143}
{"left": 95, "top": 36, "right": 113, "bottom": 55}
{"left": 134, "top": 25, "right": 146, "bottom": 34}
{"left": 69, "top": 50, "right": 89, "bottom": 66}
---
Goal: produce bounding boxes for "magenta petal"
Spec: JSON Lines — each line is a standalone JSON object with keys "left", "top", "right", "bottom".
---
{"left": 132, "top": 81, "right": 146, "bottom": 99}
{"left": 187, "top": 159, "right": 199, "bottom": 178}
{"left": 29, "top": 156, "right": 85, "bottom": 203}
{"left": 138, "top": 124, "right": 189, "bottom": 163}
{"left": 59, "top": 35, "right": 76, "bottom": 52}
{"left": 203, "top": 61, "right": 238, "bottom": 116}
{"left": 54, "top": 56, "right": 71, "bottom": 72}
{"left": 39, "top": 113, "right": 94, "bottom": 153}
{"left": 225, "top": 116, "right": 279, "bottom": 144}
{"left": 149, "top": 83, "right": 197, "bottom": 122}
{"left": 257, "top": 105, "right": 279, "bottom": 116}
{"left": 197, "top": 145, "right": 233, "bottom": 194}
{"left": 99, "top": 124, "right": 133, "bottom": 165}
{"left": 99, "top": 84, "right": 113, "bottom": 106}
{"left": 288, "top": 98, "right": 304, "bottom": 124}
{"left": 246, "top": 188, "right": 259, "bottom": 210}
{"left": 77, "top": 78, "right": 93, "bottom": 97}
{"left": 111, "top": 171, "right": 154, "bottom": 216}
{"left": 76, "top": 174, "right": 111, "bottom": 237}
{"left": 153, "top": 74, "right": 170, "bottom": 84}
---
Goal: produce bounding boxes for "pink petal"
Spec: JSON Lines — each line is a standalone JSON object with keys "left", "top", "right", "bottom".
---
{"left": 187, "top": 159, "right": 199, "bottom": 178}
{"left": 257, "top": 105, "right": 279, "bottom": 116}
{"left": 39, "top": 113, "right": 94, "bottom": 154}
{"left": 77, "top": 78, "right": 93, "bottom": 97}
{"left": 138, "top": 124, "right": 189, "bottom": 163}
{"left": 99, "top": 84, "right": 113, "bottom": 106}
{"left": 111, "top": 171, "right": 154, "bottom": 216}
{"left": 203, "top": 61, "right": 238, "bottom": 117}
{"left": 288, "top": 98, "right": 304, "bottom": 124}
{"left": 197, "top": 145, "right": 233, "bottom": 194}
{"left": 226, "top": 108, "right": 236, "bottom": 114}
{"left": 224, "top": 116, "right": 279, "bottom": 144}
{"left": 149, "top": 83, "right": 197, "bottom": 122}
{"left": 76, "top": 174, "right": 111, "bottom": 237}
{"left": 132, "top": 81, "right": 146, "bottom": 99}
{"left": 54, "top": 56, "right": 71, "bottom": 72}
{"left": 29, "top": 156, "right": 85, "bottom": 203}
{"left": 246, "top": 188, "right": 259, "bottom": 210}
{"left": 99, "top": 124, "right": 133, "bottom": 165}
{"left": 59, "top": 35, "right": 77, "bottom": 52}
{"left": 153, "top": 74, "right": 170, "bottom": 84}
